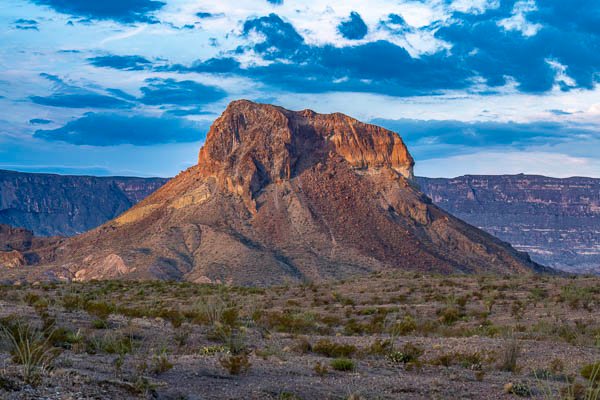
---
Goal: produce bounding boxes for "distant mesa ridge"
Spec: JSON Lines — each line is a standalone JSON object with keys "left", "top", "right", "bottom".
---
{"left": 0, "top": 169, "right": 167, "bottom": 236}
{"left": 2, "top": 100, "right": 548, "bottom": 283}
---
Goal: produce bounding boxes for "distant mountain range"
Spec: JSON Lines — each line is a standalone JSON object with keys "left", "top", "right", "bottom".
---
{"left": 1, "top": 168, "right": 598, "bottom": 274}
{"left": 417, "top": 175, "right": 600, "bottom": 274}
{"left": 0, "top": 169, "right": 167, "bottom": 236}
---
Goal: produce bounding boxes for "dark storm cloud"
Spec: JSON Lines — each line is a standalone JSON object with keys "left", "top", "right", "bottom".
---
{"left": 338, "top": 12, "right": 368, "bottom": 40}
{"left": 165, "top": 57, "right": 241, "bottom": 74}
{"left": 29, "top": 118, "right": 53, "bottom": 124}
{"left": 31, "top": 73, "right": 227, "bottom": 110}
{"left": 14, "top": 18, "right": 39, "bottom": 30}
{"left": 30, "top": 93, "right": 132, "bottom": 109}
{"left": 40, "top": 4, "right": 600, "bottom": 98}
{"left": 372, "top": 118, "right": 596, "bottom": 159}
{"left": 30, "top": 0, "right": 165, "bottom": 23}
{"left": 34, "top": 112, "right": 208, "bottom": 146}
{"left": 436, "top": 0, "right": 600, "bottom": 92}
{"left": 190, "top": 6, "right": 600, "bottom": 96}
{"left": 87, "top": 55, "right": 151, "bottom": 71}
{"left": 138, "top": 78, "right": 227, "bottom": 106}
{"left": 241, "top": 13, "right": 305, "bottom": 61}
{"left": 233, "top": 14, "right": 471, "bottom": 95}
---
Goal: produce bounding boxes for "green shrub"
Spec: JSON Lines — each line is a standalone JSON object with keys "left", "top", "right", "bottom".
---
{"left": 62, "top": 294, "right": 83, "bottom": 312}
{"left": 437, "top": 306, "right": 462, "bottom": 325}
{"left": 392, "top": 315, "right": 417, "bottom": 335}
{"left": 92, "top": 319, "right": 109, "bottom": 329}
{"left": 152, "top": 348, "right": 174, "bottom": 374}
{"left": 581, "top": 362, "right": 600, "bottom": 383}
{"left": 331, "top": 358, "right": 355, "bottom": 372}
{"left": 387, "top": 342, "right": 423, "bottom": 365}
{"left": 87, "top": 333, "right": 135, "bottom": 355}
{"left": 84, "top": 301, "right": 113, "bottom": 320}
{"left": 158, "top": 309, "right": 185, "bottom": 328}
{"left": 313, "top": 339, "right": 356, "bottom": 358}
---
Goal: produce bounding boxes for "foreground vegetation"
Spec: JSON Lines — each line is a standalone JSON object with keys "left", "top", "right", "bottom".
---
{"left": 0, "top": 272, "right": 599, "bottom": 399}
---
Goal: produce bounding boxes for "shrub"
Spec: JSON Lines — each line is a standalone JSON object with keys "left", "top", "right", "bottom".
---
{"left": 367, "top": 339, "right": 392, "bottom": 355}
{"left": 314, "top": 361, "right": 328, "bottom": 376}
{"left": 500, "top": 338, "right": 520, "bottom": 373}
{"left": 560, "top": 285, "right": 595, "bottom": 311}
{"left": 293, "top": 337, "right": 312, "bottom": 354}
{"left": 84, "top": 301, "right": 113, "bottom": 321}
{"left": 505, "top": 382, "right": 533, "bottom": 397}
{"left": 62, "top": 294, "right": 83, "bottom": 312}
{"left": 219, "top": 353, "right": 251, "bottom": 375}
{"left": 221, "top": 307, "right": 239, "bottom": 327}
{"left": 212, "top": 325, "right": 248, "bottom": 356}
{"left": 158, "top": 309, "right": 185, "bottom": 328}
{"left": 0, "top": 321, "right": 60, "bottom": 384}
{"left": 87, "top": 333, "right": 135, "bottom": 355}
{"left": 193, "top": 296, "right": 226, "bottom": 325}
{"left": 259, "top": 310, "right": 323, "bottom": 334}
{"left": 23, "top": 293, "right": 41, "bottom": 306}
{"left": 331, "top": 358, "right": 355, "bottom": 372}
{"left": 152, "top": 348, "right": 174, "bottom": 374}
{"left": 387, "top": 342, "right": 423, "bottom": 365}
{"left": 92, "top": 319, "right": 109, "bottom": 329}
{"left": 581, "top": 362, "right": 600, "bottom": 383}
{"left": 437, "top": 306, "right": 462, "bottom": 325}
{"left": 174, "top": 325, "right": 191, "bottom": 348}
{"left": 313, "top": 339, "right": 356, "bottom": 358}
{"left": 393, "top": 315, "right": 417, "bottom": 335}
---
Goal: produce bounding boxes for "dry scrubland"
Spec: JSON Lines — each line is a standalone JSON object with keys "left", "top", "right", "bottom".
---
{"left": 1, "top": 273, "right": 599, "bottom": 399}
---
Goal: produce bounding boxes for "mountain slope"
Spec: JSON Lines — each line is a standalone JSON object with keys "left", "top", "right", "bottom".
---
{"left": 417, "top": 175, "right": 600, "bottom": 273}
{"left": 27, "top": 101, "right": 545, "bottom": 285}
{"left": 0, "top": 170, "right": 167, "bottom": 236}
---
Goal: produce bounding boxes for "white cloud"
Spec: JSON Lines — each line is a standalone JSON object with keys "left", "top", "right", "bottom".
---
{"left": 416, "top": 151, "right": 600, "bottom": 178}
{"left": 450, "top": 0, "right": 500, "bottom": 14}
{"left": 497, "top": 0, "right": 542, "bottom": 37}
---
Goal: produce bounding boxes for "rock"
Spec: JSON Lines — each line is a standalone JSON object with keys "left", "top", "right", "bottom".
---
{"left": 0, "top": 224, "right": 33, "bottom": 251}
{"left": 0, "top": 250, "right": 25, "bottom": 268}
{"left": 21, "top": 100, "right": 548, "bottom": 285}
{"left": 74, "top": 254, "right": 135, "bottom": 281}
{"left": 198, "top": 100, "right": 414, "bottom": 212}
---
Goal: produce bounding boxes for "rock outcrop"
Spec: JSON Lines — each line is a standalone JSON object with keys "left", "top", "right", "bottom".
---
{"left": 23, "top": 101, "right": 547, "bottom": 285}
{"left": 0, "top": 224, "right": 33, "bottom": 252}
{"left": 197, "top": 101, "right": 414, "bottom": 212}
{"left": 0, "top": 250, "right": 25, "bottom": 269}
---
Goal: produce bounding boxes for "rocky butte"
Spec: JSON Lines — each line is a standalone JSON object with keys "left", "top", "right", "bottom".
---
{"left": 21, "top": 100, "right": 546, "bottom": 285}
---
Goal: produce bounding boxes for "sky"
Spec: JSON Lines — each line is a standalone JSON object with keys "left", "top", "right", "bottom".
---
{"left": 1, "top": 0, "right": 599, "bottom": 178}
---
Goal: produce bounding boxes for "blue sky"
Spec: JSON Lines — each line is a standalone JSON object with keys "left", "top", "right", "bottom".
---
{"left": 1, "top": 0, "right": 599, "bottom": 178}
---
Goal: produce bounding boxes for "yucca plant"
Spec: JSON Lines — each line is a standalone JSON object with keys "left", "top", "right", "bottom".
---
{"left": 536, "top": 362, "right": 600, "bottom": 400}
{"left": 0, "top": 321, "right": 60, "bottom": 384}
